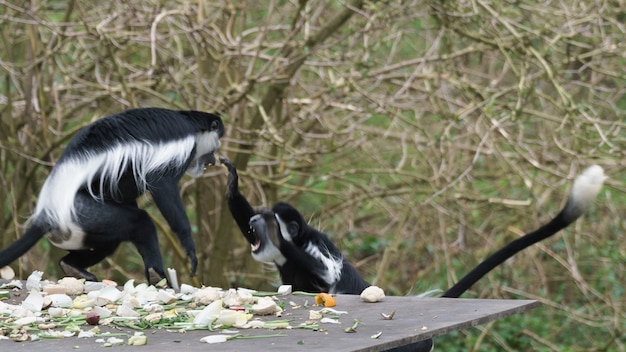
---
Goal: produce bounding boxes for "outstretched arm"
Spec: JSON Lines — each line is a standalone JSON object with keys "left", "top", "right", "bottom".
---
{"left": 220, "top": 157, "right": 257, "bottom": 236}
{"left": 148, "top": 176, "right": 197, "bottom": 275}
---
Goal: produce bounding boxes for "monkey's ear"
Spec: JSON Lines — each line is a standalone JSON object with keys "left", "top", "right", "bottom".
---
{"left": 286, "top": 221, "right": 300, "bottom": 239}
{"left": 210, "top": 120, "right": 220, "bottom": 131}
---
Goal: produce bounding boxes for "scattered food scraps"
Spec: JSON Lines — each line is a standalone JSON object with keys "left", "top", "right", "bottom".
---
{"left": 371, "top": 331, "right": 383, "bottom": 339}
{"left": 381, "top": 309, "right": 396, "bottom": 320}
{"left": 344, "top": 319, "right": 360, "bottom": 333}
{"left": 0, "top": 271, "right": 315, "bottom": 345}
{"left": 360, "top": 286, "right": 385, "bottom": 303}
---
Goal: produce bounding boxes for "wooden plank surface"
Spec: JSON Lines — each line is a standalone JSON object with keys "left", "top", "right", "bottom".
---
{"left": 1, "top": 281, "right": 539, "bottom": 352}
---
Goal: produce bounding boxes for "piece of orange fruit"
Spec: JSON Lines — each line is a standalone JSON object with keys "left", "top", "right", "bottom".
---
{"left": 315, "top": 292, "right": 336, "bottom": 307}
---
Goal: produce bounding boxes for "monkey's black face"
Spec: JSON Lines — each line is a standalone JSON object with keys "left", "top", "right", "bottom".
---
{"left": 246, "top": 209, "right": 287, "bottom": 265}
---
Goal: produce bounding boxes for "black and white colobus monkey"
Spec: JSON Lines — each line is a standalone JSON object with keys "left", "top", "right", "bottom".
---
{"left": 0, "top": 108, "right": 225, "bottom": 285}
{"left": 221, "top": 156, "right": 605, "bottom": 295}
{"left": 221, "top": 157, "right": 605, "bottom": 351}
{"left": 221, "top": 157, "right": 370, "bottom": 294}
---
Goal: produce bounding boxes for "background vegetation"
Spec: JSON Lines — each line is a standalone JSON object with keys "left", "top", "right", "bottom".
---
{"left": 1, "top": 0, "right": 624, "bottom": 350}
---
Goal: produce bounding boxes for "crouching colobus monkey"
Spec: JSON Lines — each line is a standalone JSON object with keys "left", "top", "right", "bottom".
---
{"left": 220, "top": 157, "right": 605, "bottom": 351}
{"left": 221, "top": 156, "right": 369, "bottom": 294}
{"left": 0, "top": 108, "right": 225, "bottom": 285}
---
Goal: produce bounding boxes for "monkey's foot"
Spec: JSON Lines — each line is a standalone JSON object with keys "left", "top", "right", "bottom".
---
{"left": 59, "top": 260, "right": 97, "bottom": 282}
{"left": 147, "top": 267, "right": 166, "bottom": 286}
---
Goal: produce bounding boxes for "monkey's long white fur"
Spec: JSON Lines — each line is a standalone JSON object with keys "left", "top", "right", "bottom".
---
{"left": 34, "top": 136, "right": 197, "bottom": 235}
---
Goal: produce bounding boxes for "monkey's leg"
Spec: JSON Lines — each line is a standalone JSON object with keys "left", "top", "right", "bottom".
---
{"left": 73, "top": 191, "right": 166, "bottom": 285}
{"left": 59, "top": 242, "right": 120, "bottom": 281}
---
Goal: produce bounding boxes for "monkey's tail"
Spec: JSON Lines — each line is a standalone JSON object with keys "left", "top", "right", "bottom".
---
{"left": 442, "top": 165, "right": 606, "bottom": 298}
{"left": 0, "top": 223, "right": 48, "bottom": 268}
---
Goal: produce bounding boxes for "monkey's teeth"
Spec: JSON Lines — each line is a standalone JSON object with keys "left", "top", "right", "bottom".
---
{"left": 251, "top": 241, "right": 261, "bottom": 252}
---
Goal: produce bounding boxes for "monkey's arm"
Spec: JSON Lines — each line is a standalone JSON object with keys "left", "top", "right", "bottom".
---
{"left": 277, "top": 239, "right": 336, "bottom": 292}
{"left": 148, "top": 177, "right": 198, "bottom": 275}
{"left": 280, "top": 238, "right": 369, "bottom": 294}
{"left": 220, "top": 157, "right": 257, "bottom": 236}
{"left": 276, "top": 220, "right": 346, "bottom": 292}
{"left": 280, "top": 238, "right": 329, "bottom": 275}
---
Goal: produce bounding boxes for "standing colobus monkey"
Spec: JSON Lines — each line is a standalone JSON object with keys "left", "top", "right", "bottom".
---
{"left": 220, "top": 157, "right": 605, "bottom": 351}
{"left": 0, "top": 108, "right": 225, "bottom": 285}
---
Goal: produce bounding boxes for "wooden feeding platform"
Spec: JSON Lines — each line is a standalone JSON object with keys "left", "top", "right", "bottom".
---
{"left": 0, "top": 280, "right": 539, "bottom": 351}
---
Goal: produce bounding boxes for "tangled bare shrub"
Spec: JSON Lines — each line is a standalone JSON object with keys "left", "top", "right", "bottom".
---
{"left": 1, "top": 1, "right": 624, "bottom": 350}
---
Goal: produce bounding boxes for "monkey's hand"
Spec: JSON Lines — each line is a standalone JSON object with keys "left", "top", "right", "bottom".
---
{"left": 220, "top": 157, "right": 239, "bottom": 199}
{"left": 219, "top": 156, "right": 234, "bottom": 170}
{"left": 189, "top": 251, "right": 198, "bottom": 276}
{"left": 181, "top": 237, "right": 198, "bottom": 276}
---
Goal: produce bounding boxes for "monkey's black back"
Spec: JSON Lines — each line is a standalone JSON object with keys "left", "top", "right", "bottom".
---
{"left": 61, "top": 108, "right": 222, "bottom": 159}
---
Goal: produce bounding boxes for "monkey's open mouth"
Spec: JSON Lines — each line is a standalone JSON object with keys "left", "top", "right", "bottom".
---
{"left": 251, "top": 238, "right": 261, "bottom": 252}
{"left": 247, "top": 228, "right": 262, "bottom": 252}
{"left": 248, "top": 213, "right": 274, "bottom": 254}
{"left": 203, "top": 153, "right": 217, "bottom": 168}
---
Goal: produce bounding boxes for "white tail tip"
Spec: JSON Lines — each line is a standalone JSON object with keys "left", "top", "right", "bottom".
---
{"left": 570, "top": 164, "right": 606, "bottom": 211}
